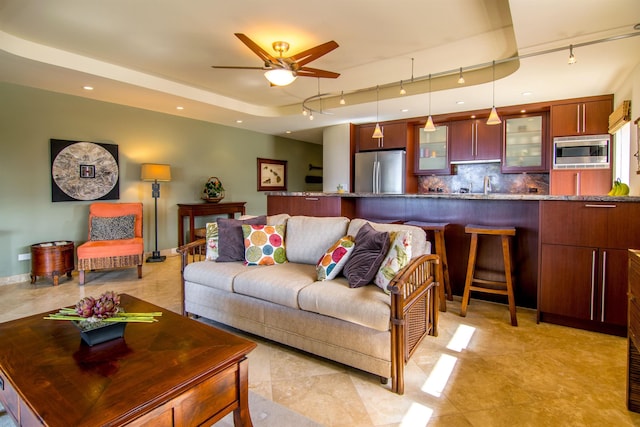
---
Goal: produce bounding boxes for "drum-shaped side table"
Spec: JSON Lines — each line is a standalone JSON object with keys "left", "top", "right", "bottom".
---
{"left": 30, "top": 241, "right": 74, "bottom": 286}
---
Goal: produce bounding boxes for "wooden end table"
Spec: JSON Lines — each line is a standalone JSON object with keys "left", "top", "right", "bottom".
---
{"left": 177, "top": 202, "right": 246, "bottom": 246}
{"left": 30, "top": 240, "right": 74, "bottom": 286}
{"left": 0, "top": 294, "right": 256, "bottom": 427}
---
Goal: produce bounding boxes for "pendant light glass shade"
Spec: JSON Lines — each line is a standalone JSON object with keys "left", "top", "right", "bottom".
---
{"left": 486, "top": 61, "right": 501, "bottom": 125}
{"left": 424, "top": 115, "right": 436, "bottom": 132}
{"left": 457, "top": 67, "right": 465, "bottom": 84}
{"left": 372, "top": 123, "right": 384, "bottom": 138}
{"left": 568, "top": 44, "right": 576, "bottom": 65}
{"left": 424, "top": 73, "right": 436, "bottom": 132}
{"left": 372, "top": 85, "right": 384, "bottom": 138}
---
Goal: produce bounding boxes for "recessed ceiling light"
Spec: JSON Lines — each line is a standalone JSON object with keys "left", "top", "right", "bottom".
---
{"left": 401, "top": 108, "right": 409, "bottom": 113}
{"left": 82, "top": 86, "right": 94, "bottom": 91}
{"left": 521, "top": 91, "right": 532, "bottom": 96}
{"left": 236, "top": 120, "right": 243, "bottom": 123}
{"left": 286, "top": 130, "right": 292, "bottom": 134}
{"left": 176, "top": 106, "right": 184, "bottom": 110}
{"left": 456, "top": 101, "right": 465, "bottom": 105}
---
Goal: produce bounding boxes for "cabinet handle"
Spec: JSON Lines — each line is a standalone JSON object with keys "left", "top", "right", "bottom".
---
{"left": 582, "top": 103, "right": 586, "bottom": 133}
{"left": 576, "top": 104, "right": 581, "bottom": 133}
{"left": 590, "top": 250, "right": 596, "bottom": 321}
{"left": 584, "top": 204, "right": 617, "bottom": 208}
{"left": 575, "top": 172, "right": 581, "bottom": 196}
{"left": 304, "top": 197, "right": 319, "bottom": 201}
{"left": 601, "top": 251, "right": 607, "bottom": 322}
{"left": 473, "top": 122, "right": 478, "bottom": 157}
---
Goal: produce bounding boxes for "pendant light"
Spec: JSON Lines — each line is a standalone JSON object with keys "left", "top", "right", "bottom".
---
{"left": 486, "top": 61, "right": 502, "bottom": 125}
{"left": 568, "top": 44, "right": 577, "bottom": 65}
{"left": 424, "top": 74, "right": 436, "bottom": 132}
{"left": 339, "top": 90, "right": 346, "bottom": 105}
{"left": 372, "top": 85, "right": 384, "bottom": 138}
{"left": 457, "top": 67, "right": 465, "bottom": 84}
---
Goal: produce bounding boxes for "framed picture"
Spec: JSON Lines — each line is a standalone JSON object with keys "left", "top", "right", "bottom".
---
{"left": 50, "top": 139, "right": 119, "bottom": 202}
{"left": 257, "top": 158, "right": 287, "bottom": 191}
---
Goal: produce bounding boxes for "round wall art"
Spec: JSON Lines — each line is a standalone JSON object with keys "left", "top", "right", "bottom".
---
{"left": 50, "top": 139, "right": 119, "bottom": 202}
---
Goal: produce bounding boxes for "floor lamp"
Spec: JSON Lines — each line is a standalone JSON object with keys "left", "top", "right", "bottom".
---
{"left": 141, "top": 163, "right": 171, "bottom": 263}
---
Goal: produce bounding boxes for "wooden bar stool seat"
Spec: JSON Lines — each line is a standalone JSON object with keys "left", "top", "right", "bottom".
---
{"left": 461, "top": 224, "right": 517, "bottom": 326}
{"left": 404, "top": 221, "right": 452, "bottom": 312}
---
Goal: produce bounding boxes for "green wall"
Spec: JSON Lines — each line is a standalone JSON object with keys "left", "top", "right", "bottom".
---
{"left": 0, "top": 82, "right": 322, "bottom": 280}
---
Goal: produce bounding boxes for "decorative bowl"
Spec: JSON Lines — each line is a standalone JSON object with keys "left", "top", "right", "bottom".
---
{"left": 201, "top": 196, "right": 224, "bottom": 203}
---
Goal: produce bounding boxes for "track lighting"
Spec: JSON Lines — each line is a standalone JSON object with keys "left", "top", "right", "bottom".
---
{"left": 568, "top": 44, "right": 576, "bottom": 65}
{"left": 486, "top": 60, "right": 501, "bottom": 125}
{"left": 457, "top": 67, "right": 465, "bottom": 84}
{"left": 424, "top": 74, "right": 436, "bottom": 132}
{"left": 309, "top": 111, "right": 314, "bottom": 120}
{"left": 302, "top": 108, "right": 308, "bottom": 116}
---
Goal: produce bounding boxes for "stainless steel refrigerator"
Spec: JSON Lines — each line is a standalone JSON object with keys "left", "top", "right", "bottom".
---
{"left": 354, "top": 150, "right": 406, "bottom": 193}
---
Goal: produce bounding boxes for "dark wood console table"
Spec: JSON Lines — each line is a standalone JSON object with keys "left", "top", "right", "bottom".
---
{"left": 178, "top": 202, "right": 246, "bottom": 246}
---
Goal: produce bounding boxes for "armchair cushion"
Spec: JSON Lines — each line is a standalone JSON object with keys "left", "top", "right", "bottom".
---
{"left": 90, "top": 215, "right": 136, "bottom": 241}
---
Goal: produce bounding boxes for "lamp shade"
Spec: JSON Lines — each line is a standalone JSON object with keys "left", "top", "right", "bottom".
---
{"left": 141, "top": 164, "right": 171, "bottom": 181}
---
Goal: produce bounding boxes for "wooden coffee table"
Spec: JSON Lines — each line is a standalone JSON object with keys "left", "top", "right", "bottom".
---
{"left": 0, "top": 294, "right": 256, "bottom": 427}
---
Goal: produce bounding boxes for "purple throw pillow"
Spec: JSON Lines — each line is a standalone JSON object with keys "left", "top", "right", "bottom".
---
{"left": 216, "top": 216, "right": 267, "bottom": 262}
{"left": 343, "top": 222, "right": 390, "bottom": 288}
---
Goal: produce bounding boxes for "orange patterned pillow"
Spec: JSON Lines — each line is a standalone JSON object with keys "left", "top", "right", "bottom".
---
{"left": 242, "top": 224, "right": 287, "bottom": 265}
{"left": 316, "top": 235, "right": 356, "bottom": 280}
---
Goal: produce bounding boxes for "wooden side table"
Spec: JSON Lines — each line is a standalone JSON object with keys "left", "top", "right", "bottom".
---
{"left": 177, "top": 202, "right": 246, "bottom": 246}
{"left": 30, "top": 241, "right": 74, "bottom": 286}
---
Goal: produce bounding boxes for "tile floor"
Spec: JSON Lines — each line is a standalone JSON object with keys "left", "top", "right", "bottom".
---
{"left": 2, "top": 255, "right": 639, "bottom": 426}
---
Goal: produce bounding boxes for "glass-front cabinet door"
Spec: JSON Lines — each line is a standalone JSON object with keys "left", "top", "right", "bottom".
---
{"left": 414, "top": 124, "right": 450, "bottom": 175}
{"left": 502, "top": 113, "right": 548, "bottom": 173}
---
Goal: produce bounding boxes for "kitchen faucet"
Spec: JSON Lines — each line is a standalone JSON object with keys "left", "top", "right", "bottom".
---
{"left": 483, "top": 176, "right": 492, "bottom": 194}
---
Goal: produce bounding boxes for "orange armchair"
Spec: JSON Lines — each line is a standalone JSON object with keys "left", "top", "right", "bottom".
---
{"left": 77, "top": 203, "right": 144, "bottom": 285}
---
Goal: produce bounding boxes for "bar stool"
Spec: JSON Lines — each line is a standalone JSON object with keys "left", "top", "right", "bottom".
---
{"left": 404, "top": 221, "right": 453, "bottom": 312}
{"left": 461, "top": 224, "right": 517, "bottom": 326}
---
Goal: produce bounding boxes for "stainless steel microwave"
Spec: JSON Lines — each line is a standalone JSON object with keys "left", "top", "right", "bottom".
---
{"left": 553, "top": 134, "right": 610, "bottom": 169}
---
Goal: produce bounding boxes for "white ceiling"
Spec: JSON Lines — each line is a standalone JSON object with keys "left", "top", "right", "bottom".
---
{"left": 1, "top": 0, "right": 639, "bottom": 144}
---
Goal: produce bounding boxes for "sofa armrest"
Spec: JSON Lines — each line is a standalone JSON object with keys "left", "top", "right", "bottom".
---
{"left": 387, "top": 254, "right": 440, "bottom": 394}
{"left": 176, "top": 238, "right": 207, "bottom": 273}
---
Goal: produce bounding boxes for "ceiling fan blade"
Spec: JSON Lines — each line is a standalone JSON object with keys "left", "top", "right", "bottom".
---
{"left": 211, "top": 65, "right": 268, "bottom": 70}
{"left": 297, "top": 67, "right": 340, "bottom": 79}
{"left": 234, "top": 33, "right": 277, "bottom": 63}
{"left": 289, "top": 40, "right": 339, "bottom": 67}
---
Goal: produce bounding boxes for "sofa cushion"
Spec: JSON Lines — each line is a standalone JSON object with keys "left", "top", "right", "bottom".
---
{"left": 242, "top": 224, "right": 287, "bottom": 265}
{"left": 297, "top": 277, "right": 391, "bottom": 332}
{"left": 232, "top": 263, "right": 317, "bottom": 309}
{"left": 316, "top": 235, "right": 355, "bottom": 281}
{"left": 90, "top": 215, "right": 135, "bottom": 241}
{"left": 216, "top": 215, "right": 267, "bottom": 262}
{"left": 347, "top": 218, "right": 429, "bottom": 257}
{"left": 374, "top": 230, "right": 412, "bottom": 293}
{"left": 343, "top": 223, "right": 390, "bottom": 288}
{"left": 183, "top": 260, "right": 248, "bottom": 293}
{"left": 285, "top": 216, "right": 350, "bottom": 265}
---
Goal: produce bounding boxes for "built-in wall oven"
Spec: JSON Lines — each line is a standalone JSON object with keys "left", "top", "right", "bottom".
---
{"left": 553, "top": 134, "right": 610, "bottom": 169}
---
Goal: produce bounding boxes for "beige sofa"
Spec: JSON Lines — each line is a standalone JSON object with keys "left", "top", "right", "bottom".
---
{"left": 177, "top": 215, "right": 439, "bottom": 394}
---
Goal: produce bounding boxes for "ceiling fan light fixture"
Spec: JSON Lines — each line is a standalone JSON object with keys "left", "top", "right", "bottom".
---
{"left": 264, "top": 69, "right": 297, "bottom": 86}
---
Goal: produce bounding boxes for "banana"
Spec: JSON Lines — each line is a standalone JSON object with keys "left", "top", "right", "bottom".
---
{"left": 609, "top": 178, "right": 630, "bottom": 196}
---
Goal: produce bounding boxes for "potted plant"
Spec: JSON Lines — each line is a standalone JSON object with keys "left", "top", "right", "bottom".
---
{"left": 202, "top": 177, "right": 225, "bottom": 202}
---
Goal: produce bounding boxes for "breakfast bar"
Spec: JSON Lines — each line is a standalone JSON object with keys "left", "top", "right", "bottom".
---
{"left": 267, "top": 192, "right": 640, "bottom": 336}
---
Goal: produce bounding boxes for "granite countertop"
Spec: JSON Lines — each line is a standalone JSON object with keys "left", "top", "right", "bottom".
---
{"left": 266, "top": 191, "right": 640, "bottom": 202}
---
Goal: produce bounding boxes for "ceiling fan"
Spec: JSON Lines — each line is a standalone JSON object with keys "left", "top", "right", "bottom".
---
{"left": 212, "top": 33, "right": 340, "bottom": 86}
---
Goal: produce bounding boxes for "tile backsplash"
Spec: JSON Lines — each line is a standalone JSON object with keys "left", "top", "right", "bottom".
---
{"left": 418, "top": 163, "right": 549, "bottom": 194}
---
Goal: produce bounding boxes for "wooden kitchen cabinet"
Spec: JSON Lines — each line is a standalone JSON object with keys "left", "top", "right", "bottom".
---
{"left": 502, "top": 113, "right": 548, "bottom": 173}
{"left": 538, "top": 200, "right": 637, "bottom": 336}
{"left": 414, "top": 123, "right": 450, "bottom": 175}
{"left": 551, "top": 96, "right": 612, "bottom": 136}
{"left": 267, "top": 195, "right": 355, "bottom": 217}
{"left": 357, "top": 122, "right": 407, "bottom": 151}
{"left": 449, "top": 118, "right": 501, "bottom": 163}
{"left": 549, "top": 169, "right": 612, "bottom": 195}
{"left": 628, "top": 250, "right": 640, "bottom": 412}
